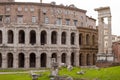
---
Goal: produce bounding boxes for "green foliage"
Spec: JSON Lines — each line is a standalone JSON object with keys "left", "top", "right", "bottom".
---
{"left": 0, "top": 66, "right": 120, "bottom": 80}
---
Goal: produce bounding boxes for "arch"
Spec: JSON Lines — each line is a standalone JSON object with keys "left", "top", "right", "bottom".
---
{"left": 52, "top": 53, "right": 57, "bottom": 62}
{"left": 86, "top": 54, "right": 91, "bottom": 66}
{"left": 19, "top": 30, "right": 25, "bottom": 44}
{"left": 93, "top": 54, "right": 96, "bottom": 65}
{"left": 0, "top": 53, "right": 2, "bottom": 67}
{"left": 79, "top": 33, "right": 83, "bottom": 45}
{"left": 79, "top": 53, "right": 84, "bottom": 66}
{"left": 86, "top": 34, "right": 89, "bottom": 45}
{"left": 51, "top": 31, "right": 57, "bottom": 44}
{"left": 40, "top": 53, "right": 47, "bottom": 67}
{"left": 30, "top": 30, "right": 36, "bottom": 45}
{"left": 18, "top": 53, "right": 25, "bottom": 68}
{"left": 30, "top": 53, "right": 36, "bottom": 67}
{"left": 7, "top": 53, "right": 13, "bottom": 68}
{"left": 71, "top": 53, "right": 75, "bottom": 66}
{"left": 71, "top": 32, "right": 75, "bottom": 45}
{"left": 8, "top": 30, "right": 14, "bottom": 43}
{"left": 41, "top": 30, "right": 47, "bottom": 45}
{"left": 61, "top": 53, "right": 66, "bottom": 63}
{"left": 61, "top": 32, "right": 66, "bottom": 44}
{"left": 0, "top": 30, "right": 2, "bottom": 44}
{"left": 92, "top": 35, "right": 95, "bottom": 45}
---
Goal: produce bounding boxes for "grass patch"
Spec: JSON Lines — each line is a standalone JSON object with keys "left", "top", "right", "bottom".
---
{"left": 0, "top": 66, "right": 120, "bottom": 80}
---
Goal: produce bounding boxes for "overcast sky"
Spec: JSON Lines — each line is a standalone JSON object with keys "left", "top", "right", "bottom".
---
{"left": 15, "top": 0, "right": 120, "bottom": 36}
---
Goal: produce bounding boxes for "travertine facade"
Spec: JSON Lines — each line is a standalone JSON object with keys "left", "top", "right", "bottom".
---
{"left": 0, "top": 0, "right": 97, "bottom": 68}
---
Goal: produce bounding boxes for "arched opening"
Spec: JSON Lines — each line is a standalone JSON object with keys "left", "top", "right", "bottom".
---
{"left": 71, "top": 33, "right": 75, "bottom": 45}
{"left": 30, "top": 53, "right": 36, "bottom": 67}
{"left": 0, "top": 53, "right": 2, "bottom": 67}
{"left": 19, "top": 30, "right": 25, "bottom": 44}
{"left": 0, "top": 30, "right": 2, "bottom": 44}
{"left": 41, "top": 53, "right": 47, "bottom": 67}
{"left": 41, "top": 31, "right": 47, "bottom": 45}
{"left": 79, "top": 33, "right": 82, "bottom": 45}
{"left": 79, "top": 54, "right": 82, "bottom": 66}
{"left": 51, "top": 31, "right": 57, "bottom": 44}
{"left": 86, "top": 54, "right": 91, "bottom": 66}
{"left": 7, "top": 53, "right": 13, "bottom": 68}
{"left": 30, "top": 30, "right": 36, "bottom": 45}
{"left": 8, "top": 30, "right": 14, "bottom": 43}
{"left": 61, "top": 32, "right": 66, "bottom": 44}
{"left": 71, "top": 53, "right": 75, "bottom": 66}
{"left": 52, "top": 53, "right": 57, "bottom": 62}
{"left": 18, "top": 53, "right": 25, "bottom": 68}
{"left": 86, "top": 34, "right": 89, "bottom": 45}
{"left": 92, "top": 35, "right": 95, "bottom": 45}
{"left": 61, "top": 53, "right": 66, "bottom": 63}
{"left": 93, "top": 54, "right": 96, "bottom": 65}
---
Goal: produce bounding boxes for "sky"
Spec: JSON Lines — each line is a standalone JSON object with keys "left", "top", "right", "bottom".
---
{"left": 15, "top": 0, "right": 120, "bottom": 36}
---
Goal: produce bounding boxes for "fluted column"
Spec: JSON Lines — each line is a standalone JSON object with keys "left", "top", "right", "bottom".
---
{"left": 98, "top": 18, "right": 104, "bottom": 53}
{"left": 108, "top": 16, "right": 112, "bottom": 53}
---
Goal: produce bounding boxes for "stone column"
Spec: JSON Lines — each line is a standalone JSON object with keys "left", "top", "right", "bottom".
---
{"left": 57, "top": 55, "right": 61, "bottom": 67}
{"left": 2, "top": 53, "right": 7, "bottom": 68}
{"left": 75, "top": 32, "right": 79, "bottom": 47}
{"left": 47, "top": 30, "right": 51, "bottom": 45}
{"left": 13, "top": 53, "right": 18, "bottom": 68}
{"left": 2, "top": 27, "right": 7, "bottom": 44}
{"left": 67, "top": 30, "right": 70, "bottom": 46}
{"left": 66, "top": 52, "right": 71, "bottom": 66}
{"left": 98, "top": 18, "right": 104, "bottom": 53}
{"left": 25, "top": 28, "right": 29, "bottom": 46}
{"left": 75, "top": 52, "right": 79, "bottom": 66}
{"left": 46, "top": 53, "right": 51, "bottom": 68}
{"left": 14, "top": 28, "right": 18, "bottom": 47}
{"left": 108, "top": 16, "right": 112, "bottom": 53}
{"left": 25, "top": 54, "right": 29, "bottom": 68}
{"left": 58, "top": 31, "right": 61, "bottom": 45}
{"left": 36, "top": 29, "right": 40, "bottom": 46}
{"left": 36, "top": 54, "right": 40, "bottom": 68}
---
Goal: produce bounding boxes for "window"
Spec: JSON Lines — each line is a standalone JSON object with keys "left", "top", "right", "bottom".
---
{"left": 6, "top": 7, "right": 10, "bottom": 12}
{"left": 56, "top": 18, "right": 62, "bottom": 25}
{"left": 18, "top": 7, "right": 22, "bottom": 12}
{"left": 44, "top": 17, "right": 49, "bottom": 24}
{"left": 17, "top": 15, "right": 23, "bottom": 23}
{"left": 30, "top": 7, "right": 34, "bottom": 12}
{"left": 5, "top": 16, "right": 10, "bottom": 23}
{"left": 81, "top": 22, "right": 83, "bottom": 27}
{"left": 0, "top": 16, "right": 3, "bottom": 22}
{"left": 24, "top": 7, "right": 28, "bottom": 12}
{"left": 66, "top": 19, "right": 70, "bottom": 25}
{"left": 73, "top": 20, "right": 78, "bottom": 26}
{"left": 32, "top": 16, "right": 36, "bottom": 23}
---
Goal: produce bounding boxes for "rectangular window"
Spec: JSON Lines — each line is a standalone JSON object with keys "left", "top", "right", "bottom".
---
{"left": 5, "top": 16, "right": 10, "bottom": 23}
{"left": 56, "top": 18, "right": 62, "bottom": 25}
{"left": 44, "top": 17, "right": 49, "bottom": 24}
{"left": 17, "top": 15, "right": 23, "bottom": 23}
{"left": 73, "top": 20, "right": 78, "bottom": 26}
{"left": 32, "top": 16, "right": 36, "bottom": 23}
{"left": 0, "top": 16, "right": 3, "bottom": 22}
{"left": 66, "top": 19, "right": 70, "bottom": 25}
